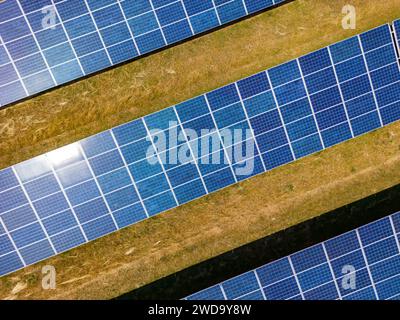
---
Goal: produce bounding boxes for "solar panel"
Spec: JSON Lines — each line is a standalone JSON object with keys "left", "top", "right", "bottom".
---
{"left": 394, "top": 19, "right": 400, "bottom": 51}
{"left": 1, "top": 22, "right": 400, "bottom": 277}
{"left": 0, "top": 0, "right": 287, "bottom": 107}
{"left": 185, "top": 212, "right": 400, "bottom": 300}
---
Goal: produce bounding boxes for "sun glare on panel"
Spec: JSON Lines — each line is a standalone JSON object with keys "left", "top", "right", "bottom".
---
{"left": 46, "top": 143, "right": 82, "bottom": 168}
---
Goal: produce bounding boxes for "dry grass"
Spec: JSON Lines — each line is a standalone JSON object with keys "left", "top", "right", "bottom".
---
{"left": 0, "top": 0, "right": 400, "bottom": 299}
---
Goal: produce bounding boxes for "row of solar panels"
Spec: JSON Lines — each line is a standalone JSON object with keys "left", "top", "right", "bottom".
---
{"left": 0, "top": 0, "right": 287, "bottom": 107}
{"left": 185, "top": 211, "right": 400, "bottom": 300}
{"left": 0, "top": 21, "right": 400, "bottom": 277}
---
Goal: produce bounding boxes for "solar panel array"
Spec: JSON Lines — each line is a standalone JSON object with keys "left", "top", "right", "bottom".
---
{"left": 185, "top": 212, "right": 400, "bottom": 300}
{"left": 0, "top": 0, "right": 286, "bottom": 107}
{"left": 1, "top": 22, "right": 400, "bottom": 277}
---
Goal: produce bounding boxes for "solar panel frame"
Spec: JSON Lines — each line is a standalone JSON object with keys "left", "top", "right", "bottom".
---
{"left": 1, "top": 22, "right": 400, "bottom": 277}
{"left": 394, "top": 19, "right": 400, "bottom": 55}
{"left": 0, "top": 0, "right": 289, "bottom": 108}
{"left": 185, "top": 212, "right": 400, "bottom": 300}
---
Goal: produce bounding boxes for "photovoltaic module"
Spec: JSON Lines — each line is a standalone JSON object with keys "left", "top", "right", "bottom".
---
{"left": 0, "top": 21, "right": 400, "bottom": 277}
{"left": 0, "top": 0, "right": 287, "bottom": 107}
{"left": 185, "top": 212, "right": 400, "bottom": 300}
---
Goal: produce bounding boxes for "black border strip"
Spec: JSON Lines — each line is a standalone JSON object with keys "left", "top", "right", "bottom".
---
{"left": 116, "top": 183, "right": 400, "bottom": 300}
{"left": 0, "top": 0, "right": 293, "bottom": 111}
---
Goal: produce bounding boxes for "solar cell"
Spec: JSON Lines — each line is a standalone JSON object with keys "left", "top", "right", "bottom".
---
{"left": 394, "top": 19, "right": 400, "bottom": 53}
{"left": 1, "top": 22, "right": 400, "bottom": 277}
{"left": 0, "top": 0, "right": 288, "bottom": 107}
{"left": 186, "top": 213, "right": 400, "bottom": 300}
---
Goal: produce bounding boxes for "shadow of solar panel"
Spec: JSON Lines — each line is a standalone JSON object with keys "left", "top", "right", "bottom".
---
{"left": 185, "top": 212, "right": 400, "bottom": 300}
{"left": 0, "top": 0, "right": 289, "bottom": 107}
{"left": 1, "top": 22, "right": 400, "bottom": 277}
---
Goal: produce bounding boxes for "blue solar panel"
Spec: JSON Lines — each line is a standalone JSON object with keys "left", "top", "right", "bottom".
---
{"left": 186, "top": 212, "right": 400, "bottom": 300}
{"left": 0, "top": 0, "right": 287, "bottom": 107}
{"left": 394, "top": 19, "right": 400, "bottom": 52}
{"left": 1, "top": 22, "right": 400, "bottom": 277}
